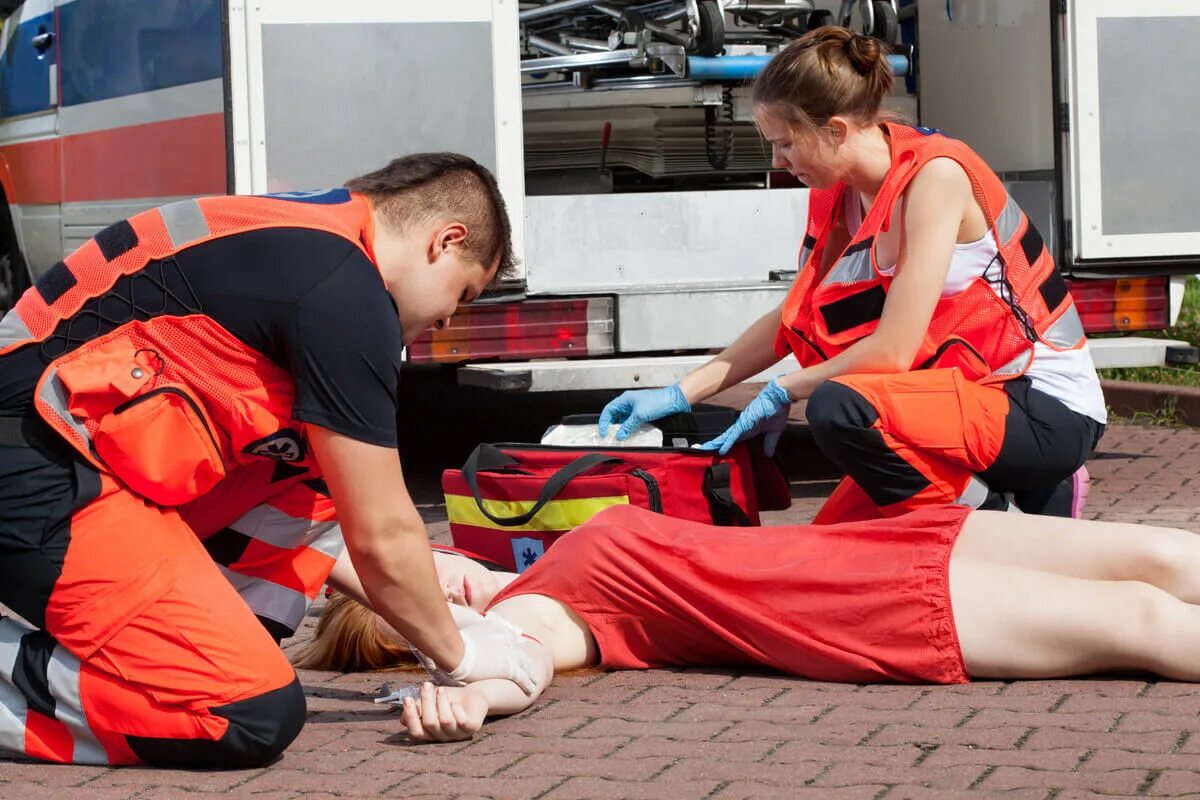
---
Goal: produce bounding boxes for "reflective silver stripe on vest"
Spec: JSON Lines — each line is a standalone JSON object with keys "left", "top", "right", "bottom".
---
{"left": 0, "top": 617, "right": 32, "bottom": 757}
{"left": 305, "top": 522, "right": 345, "bottom": 560}
{"left": 822, "top": 247, "right": 873, "bottom": 286}
{"left": 46, "top": 645, "right": 107, "bottom": 765}
{"left": 0, "top": 309, "right": 32, "bottom": 350}
{"left": 994, "top": 191, "right": 1024, "bottom": 246}
{"left": 1042, "top": 303, "right": 1085, "bottom": 349}
{"left": 221, "top": 568, "right": 311, "bottom": 631}
{"left": 956, "top": 475, "right": 991, "bottom": 508}
{"left": 39, "top": 369, "right": 92, "bottom": 447}
{"left": 230, "top": 506, "right": 344, "bottom": 560}
{"left": 991, "top": 348, "right": 1034, "bottom": 378}
{"left": 159, "top": 199, "right": 211, "bottom": 250}
{"left": 798, "top": 245, "right": 814, "bottom": 269}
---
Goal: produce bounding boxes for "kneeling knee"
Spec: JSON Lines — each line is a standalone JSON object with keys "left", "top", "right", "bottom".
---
{"left": 212, "top": 676, "right": 307, "bottom": 768}
{"left": 806, "top": 381, "right": 877, "bottom": 445}
{"left": 129, "top": 676, "right": 307, "bottom": 769}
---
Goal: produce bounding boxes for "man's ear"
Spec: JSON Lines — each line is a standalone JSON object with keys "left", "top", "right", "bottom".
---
{"left": 430, "top": 222, "right": 469, "bottom": 262}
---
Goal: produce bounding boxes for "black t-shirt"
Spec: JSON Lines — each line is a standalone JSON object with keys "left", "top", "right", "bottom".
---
{"left": 0, "top": 226, "right": 403, "bottom": 447}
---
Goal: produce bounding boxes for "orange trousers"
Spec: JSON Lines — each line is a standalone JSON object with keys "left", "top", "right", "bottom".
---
{"left": 1, "top": 440, "right": 340, "bottom": 767}
{"left": 804, "top": 370, "right": 1099, "bottom": 524}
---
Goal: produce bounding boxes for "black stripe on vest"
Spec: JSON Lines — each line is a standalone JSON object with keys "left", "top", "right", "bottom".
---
{"left": 802, "top": 234, "right": 818, "bottom": 250}
{"left": 1018, "top": 221, "right": 1045, "bottom": 266}
{"left": 34, "top": 261, "right": 77, "bottom": 305}
{"left": 1039, "top": 269, "right": 1069, "bottom": 313}
{"left": 303, "top": 478, "right": 331, "bottom": 497}
{"left": 842, "top": 236, "right": 874, "bottom": 256}
{"left": 12, "top": 629, "right": 58, "bottom": 719}
{"left": 202, "top": 528, "right": 253, "bottom": 567}
{"left": 94, "top": 220, "right": 139, "bottom": 261}
{"left": 819, "top": 285, "right": 887, "bottom": 336}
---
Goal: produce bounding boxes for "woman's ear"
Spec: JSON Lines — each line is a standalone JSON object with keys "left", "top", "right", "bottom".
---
{"left": 826, "top": 116, "right": 851, "bottom": 147}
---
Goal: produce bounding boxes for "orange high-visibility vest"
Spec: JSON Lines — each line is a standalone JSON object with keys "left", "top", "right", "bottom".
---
{"left": 777, "top": 123, "right": 1085, "bottom": 383}
{"left": 0, "top": 193, "right": 378, "bottom": 505}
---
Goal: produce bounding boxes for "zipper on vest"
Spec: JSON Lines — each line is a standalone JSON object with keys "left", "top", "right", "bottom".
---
{"left": 916, "top": 337, "right": 988, "bottom": 372}
{"left": 113, "top": 386, "right": 221, "bottom": 455}
{"left": 792, "top": 327, "right": 829, "bottom": 361}
{"left": 630, "top": 468, "right": 663, "bottom": 513}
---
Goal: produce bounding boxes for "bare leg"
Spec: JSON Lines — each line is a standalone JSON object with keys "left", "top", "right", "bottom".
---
{"left": 953, "top": 510, "right": 1200, "bottom": 603}
{"left": 950, "top": 556, "right": 1200, "bottom": 681}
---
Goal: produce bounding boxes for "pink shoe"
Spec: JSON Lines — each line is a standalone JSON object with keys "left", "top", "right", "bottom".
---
{"left": 1070, "top": 464, "right": 1091, "bottom": 519}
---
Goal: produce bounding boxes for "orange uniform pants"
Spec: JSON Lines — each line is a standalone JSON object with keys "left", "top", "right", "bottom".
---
{"left": 804, "top": 370, "right": 1102, "bottom": 524}
{"left": 0, "top": 429, "right": 341, "bottom": 767}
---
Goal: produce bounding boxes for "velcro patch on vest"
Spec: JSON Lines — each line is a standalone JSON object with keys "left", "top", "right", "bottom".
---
{"left": 244, "top": 429, "right": 307, "bottom": 463}
{"left": 35, "top": 261, "right": 77, "bottom": 305}
{"left": 94, "top": 220, "right": 140, "bottom": 261}
{"left": 820, "top": 285, "right": 887, "bottom": 336}
{"left": 261, "top": 189, "right": 351, "bottom": 205}
{"left": 1039, "top": 268, "right": 1069, "bottom": 312}
{"left": 1018, "top": 221, "right": 1045, "bottom": 266}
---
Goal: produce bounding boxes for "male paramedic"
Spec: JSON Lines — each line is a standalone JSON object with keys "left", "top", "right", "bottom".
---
{"left": 0, "top": 153, "right": 538, "bottom": 767}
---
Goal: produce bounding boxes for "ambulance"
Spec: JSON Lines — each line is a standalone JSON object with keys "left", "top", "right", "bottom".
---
{"left": 1, "top": 0, "right": 1196, "bottom": 391}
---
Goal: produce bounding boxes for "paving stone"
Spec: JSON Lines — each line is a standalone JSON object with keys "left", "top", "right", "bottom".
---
{"left": 4, "top": 422, "right": 1199, "bottom": 800}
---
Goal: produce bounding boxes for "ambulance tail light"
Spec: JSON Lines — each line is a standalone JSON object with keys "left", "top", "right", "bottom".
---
{"left": 407, "top": 297, "right": 615, "bottom": 364}
{"left": 1066, "top": 277, "right": 1169, "bottom": 335}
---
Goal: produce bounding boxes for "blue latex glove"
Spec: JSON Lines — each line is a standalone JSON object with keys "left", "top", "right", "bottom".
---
{"left": 598, "top": 384, "right": 692, "bottom": 441}
{"left": 698, "top": 379, "right": 792, "bottom": 457}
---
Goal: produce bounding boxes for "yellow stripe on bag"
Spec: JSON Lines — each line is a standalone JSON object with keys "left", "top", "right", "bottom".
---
{"left": 445, "top": 493, "right": 629, "bottom": 531}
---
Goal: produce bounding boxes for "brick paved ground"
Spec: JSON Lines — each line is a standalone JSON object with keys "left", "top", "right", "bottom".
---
{"left": 4, "top": 419, "right": 1200, "bottom": 799}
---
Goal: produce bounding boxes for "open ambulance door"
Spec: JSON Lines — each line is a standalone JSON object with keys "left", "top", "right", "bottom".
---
{"left": 224, "top": 0, "right": 526, "bottom": 271}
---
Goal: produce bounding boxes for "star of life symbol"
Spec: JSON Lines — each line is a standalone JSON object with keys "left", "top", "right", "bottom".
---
{"left": 511, "top": 537, "right": 546, "bottom": 573}
{"left": 245, "top": 429, "right": 306, "bottom": 463}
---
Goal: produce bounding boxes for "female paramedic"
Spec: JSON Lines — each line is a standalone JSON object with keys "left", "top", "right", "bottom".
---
{"left": 598, "top": 27, "right": 1106, "bottom": 523}
{"left": 299, "top": 503, "right": 1200, "bottom": 742}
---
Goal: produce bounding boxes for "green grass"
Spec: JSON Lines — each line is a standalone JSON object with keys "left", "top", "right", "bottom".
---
{"left": 1096, "top": 275, "right": 1200, "bottom": 388}
{"left": 1105, "top": 401, "right": 1185, "bottom": 428}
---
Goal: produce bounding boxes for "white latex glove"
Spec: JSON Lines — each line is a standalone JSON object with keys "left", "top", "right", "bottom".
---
{"left": 410, "top": 608, "right": 540, "bottom": 696}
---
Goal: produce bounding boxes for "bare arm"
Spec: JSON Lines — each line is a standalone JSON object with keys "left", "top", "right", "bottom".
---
{"left": 677, "top": 302, "right": 788, "bottom": 404}
{"left": 325, "top": 548, "right": 371, "bottom": 609}
{"left": 308, "top": 425, "right": 465, "bottom": 671}
{"left": 778, "top": 158, "right": 972, "bottom": 401}
{"left": 401, "top": 637, "right": 555, "bottom": 742}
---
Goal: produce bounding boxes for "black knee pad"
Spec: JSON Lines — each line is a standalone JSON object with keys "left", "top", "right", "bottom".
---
{"left": 211, "top": 675, "right": 307, "bottom": 767}
{"left": 805, "top": 381, "right": 878, "bottom": 448}
{"left": 128, "top": 675, "right": 307, "bottom": 769}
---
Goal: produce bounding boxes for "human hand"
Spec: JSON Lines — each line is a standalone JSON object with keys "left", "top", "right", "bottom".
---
{"left": 598, "top": 384, "right": 691, "bottom": 441}
{"left": 410, "top": 610, "right": 540, "bottom": 695}
{"left": 697, "top": 378, "right": 792, "bottom": 457}
{"left": 401, "top": 681, "right": 489, "bottom": 743}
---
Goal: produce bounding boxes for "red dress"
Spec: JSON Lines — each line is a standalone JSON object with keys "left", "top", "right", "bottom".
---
{"left": 488, "top": 503, "right": 971, "bottom": 684}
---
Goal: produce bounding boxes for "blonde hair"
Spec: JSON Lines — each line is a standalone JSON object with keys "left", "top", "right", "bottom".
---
{"left": 753, "top": 26, "right": 894, "bottom": 136}
{"left": 292, "top": 594, "right": 418, "bottom": 672}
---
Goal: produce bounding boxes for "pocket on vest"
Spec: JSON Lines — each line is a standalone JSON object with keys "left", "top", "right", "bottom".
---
{"left": 95, "top": 385, "right": 226, "bottom": 506}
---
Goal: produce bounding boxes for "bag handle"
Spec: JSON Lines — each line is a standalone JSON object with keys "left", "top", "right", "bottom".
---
{"left": 703, "top": 462, "right": 754, "bottom": 527}
{"left": 462, "top": 444, "right": 624, "bottom": 527}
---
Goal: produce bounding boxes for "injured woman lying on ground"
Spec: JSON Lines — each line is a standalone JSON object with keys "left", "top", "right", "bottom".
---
{"left": 297, "top": 504, "right": 1200, "bottom": 743}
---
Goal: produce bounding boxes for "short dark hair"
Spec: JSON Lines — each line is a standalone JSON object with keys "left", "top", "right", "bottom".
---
{"left": 345, "top": 153, "right": 517, "bottom": 282}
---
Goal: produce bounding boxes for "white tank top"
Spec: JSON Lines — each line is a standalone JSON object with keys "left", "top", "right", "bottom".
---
{"left": 844, "top": 190, "right": 1107, "bottom": 423}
